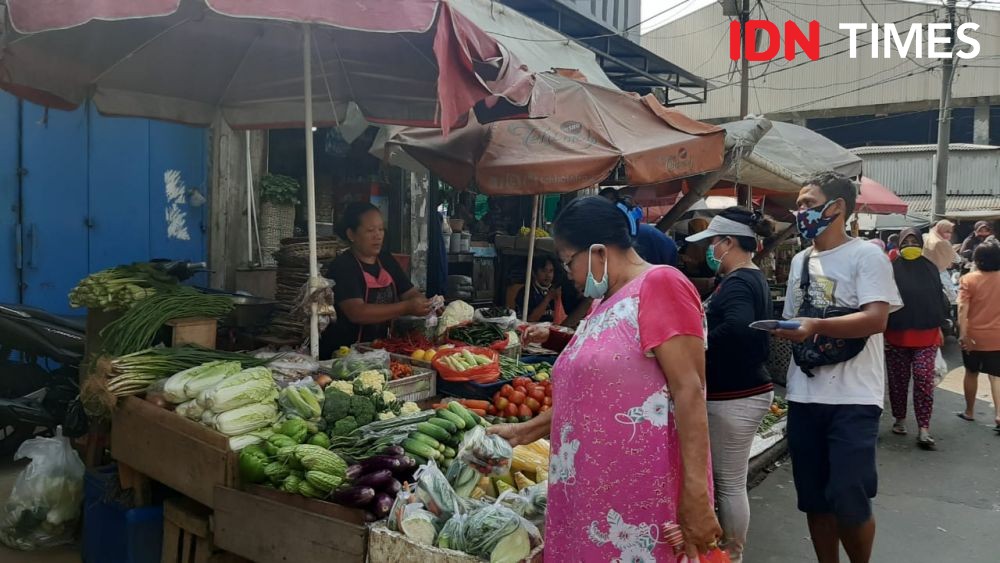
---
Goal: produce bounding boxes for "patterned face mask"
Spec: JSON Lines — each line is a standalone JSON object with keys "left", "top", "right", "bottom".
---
{"left": 794, "top": 200, "right": 839, "bottom": 240}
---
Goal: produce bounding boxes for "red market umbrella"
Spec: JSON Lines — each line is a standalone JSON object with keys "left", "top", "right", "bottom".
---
{"left": 856, "top": 176, "right": 908, "bottom": 215}
{"left": 0, "top": 0, "right": 553, "bottom": 356}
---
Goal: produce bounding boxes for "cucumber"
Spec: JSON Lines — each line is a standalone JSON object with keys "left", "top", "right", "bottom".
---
{"left": 416, "top": 422, "right": 451, "bottom": 442}
{"left": 442, "top": 447, "right": 457, "bottom": 459}
{"left": 426, "top": 417, "right": 458, "bottom": 435}
{"left": 447, "top": 402, "right": 478, "bottom": 429}
{"left": 408, "top": 452, "right": 429, "bottom": 466}
{"left": 409, "top": 432, "right": 441, "bottom": 450}
{"left": 403, "top": 438, "right": 441, "bottom": 461}
{"left": 436, "top": 408, "right": 467, "bottom": 430}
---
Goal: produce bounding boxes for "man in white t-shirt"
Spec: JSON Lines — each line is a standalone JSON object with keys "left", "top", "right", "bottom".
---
{"left": 773, "top": 172, "right": 902, "bottom": 563}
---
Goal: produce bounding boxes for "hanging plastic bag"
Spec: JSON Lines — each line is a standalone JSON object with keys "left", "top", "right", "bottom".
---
{"left": 934, "top": 348, "right": 948, "bottom": 385}
{"left": 473, "top": 307, "right": 519, "bottom": 331}
{"left": 462, "top": 501, "right": 542, "bottom": 561}
{"left": 323, "top": 348, "right": 391, "bottom": 381}
{"left": 0, "top": 427, "right": 85, "bottom": 550}
{"left": 456, "top": 426, "right": 513, "bottom": 477}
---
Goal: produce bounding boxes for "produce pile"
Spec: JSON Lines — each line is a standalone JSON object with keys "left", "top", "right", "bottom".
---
{"left": 757, "top": 396, "right": 788, "bottom": 435}
{"left": 370, "top": 335, "right": 438, "bottom": 357}
{"left": 518, "top": 226, "right": 549, "bottom": 238}
{"left": 321, "top": 369, "right": 418, "bottom": 437}
{"left": 483, "top": 377, "right": 552, "bottom": 423}
{"left": 447, "top": 322, "right": 507, "bottom": 348}
{"left": 69, "top": 263, "right": 179, "bottom": 311}
{"left": 499, "top": 357, "right": 551, "bottom": 382}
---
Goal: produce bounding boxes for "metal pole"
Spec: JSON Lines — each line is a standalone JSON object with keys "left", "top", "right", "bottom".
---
{"left": 521, "top": 195, "right": 540, "bottom": 322}
{"left": 739, "top": 0, "right": 750, "bottom": 120}
{"left": 931, "top": 0, "right": 957, "bottom": 222}
{"left": 303, "top": 25, "right": 320, "bottom": 357}
{"left": 245, "top": 131, "right": 254, "bottom": 265}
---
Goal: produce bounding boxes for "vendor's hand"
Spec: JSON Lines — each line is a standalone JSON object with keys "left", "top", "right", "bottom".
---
{"left": 677, "top": 492, "right": 722, "bottom": 559}
{"left": 406, "top": 296, "right": 432, "bottom": 316}
{"left": 487, "top": 420, "right": 546, "bottom": 447}
{"left": 522, "top": 324, "right": 550, "bottom": 345}
{"left": 772, "top": 318, "right": 819, "bottom": 343}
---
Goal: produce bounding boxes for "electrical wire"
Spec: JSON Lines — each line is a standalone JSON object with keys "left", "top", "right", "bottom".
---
{"left": 771, "top": 66, "right": 935, "bottom": 113}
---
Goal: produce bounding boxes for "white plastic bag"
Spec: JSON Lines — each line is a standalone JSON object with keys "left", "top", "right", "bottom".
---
{"left": 0, "top": 427, "right": 85, "bottom": 550}
{"left": 934, "top": 348, "right": 948, "bottom": 385}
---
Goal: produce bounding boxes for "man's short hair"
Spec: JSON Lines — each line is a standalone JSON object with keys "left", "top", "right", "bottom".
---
{"left": 973, "top": 241, "right": 1000, "bottom": 272}
{"left": 803, "top": 171, "right": 858, "bottom": 216}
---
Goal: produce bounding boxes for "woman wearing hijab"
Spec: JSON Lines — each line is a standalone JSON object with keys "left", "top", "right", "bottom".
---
{"left": 923, "top": 220, "right": 960, "bottom": 303}
{"left": 886, "top": 228, "right": 948, "bottom": 449}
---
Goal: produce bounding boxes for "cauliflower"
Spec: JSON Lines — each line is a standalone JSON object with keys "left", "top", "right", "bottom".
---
{"left": 382, "top": 390, "right": 397, "bottom": 404}
{"left": 399, "top": 401, "right": 421, "bottom": 416}
{"left": 377, "top": 411, "right": 397, "bottom": 421}
{"left": 328, "top": 381, "right": 354, "bottom": 396}
{"left": 353, "top": 370, "right": 386, "bottom": 395}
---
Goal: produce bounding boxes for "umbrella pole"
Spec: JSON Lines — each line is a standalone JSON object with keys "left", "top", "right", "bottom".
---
{"left": 521, "top": 195, "right": 540, "bottom": 322}
{"left": 303, "top": 25, "right": 320, "bottom": 357}
{"left": 245, "top": 131, "right": 254, "bottom": 265}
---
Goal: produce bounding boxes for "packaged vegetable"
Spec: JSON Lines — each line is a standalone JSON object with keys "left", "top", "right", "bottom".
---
{"left": 414, "top": 460, "right": 463, "bottom": 520}
{"left": 438, "top": 300, "right": 474, "bottom": 336}
{"left": 278, "top": 378, "right": 324, "bottom": 421}
{"left": 0, "top": 427, "right": 85, "bottom": 550}
{"left": 400, "top": 504, "right": 438, "bottom": 546}
{"left": 462, "top": 502, "right": 541, "bottom": 563}
{"left": 457, "top": 426, "right": 513, "bottom": 477}
{"left": 436, "top": 513, "right": 468, "bottom": 551}
{"left": 323, "top": 349, "right": 390, "bottom": 381}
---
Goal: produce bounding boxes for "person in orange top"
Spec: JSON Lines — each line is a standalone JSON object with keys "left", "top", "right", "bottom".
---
{"left": 956, "top": 241, "right": 1000, "bottom": 431}
{"left": 885, "top": 228, "right": 948, "bottom": 449}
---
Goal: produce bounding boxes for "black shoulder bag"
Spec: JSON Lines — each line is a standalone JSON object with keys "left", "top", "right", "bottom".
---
{"left": 791, "top": 255, "right": 870, "bottom": 377}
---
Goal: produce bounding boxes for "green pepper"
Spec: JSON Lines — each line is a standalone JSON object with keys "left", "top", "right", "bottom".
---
{"left": 307, "top": 432, "right": 331, "bottom": 448}
{"left": 277, "top": 418, "right": 310, "bottom": 443}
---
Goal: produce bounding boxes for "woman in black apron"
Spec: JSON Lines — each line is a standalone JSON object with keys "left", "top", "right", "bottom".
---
{"left": 319, "top": 203, "right": 430, "bottom": 359}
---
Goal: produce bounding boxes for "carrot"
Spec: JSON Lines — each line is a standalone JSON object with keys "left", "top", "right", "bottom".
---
{"left": 468, "top": 408, "right": 487, "bottom": 417}
{"left": 431, "top": 403, "right": 447, "bottom": 410}
{"left": 460, "top": 399, "right": 491, "bottom": 411}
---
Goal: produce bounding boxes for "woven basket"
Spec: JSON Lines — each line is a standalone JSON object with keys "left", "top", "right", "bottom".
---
{"left": 260, "top": 202, "right": 296, "bottom": 267}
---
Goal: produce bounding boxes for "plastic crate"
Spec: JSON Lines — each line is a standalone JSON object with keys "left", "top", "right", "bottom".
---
{"left": 83, "top": 466, "right": 163, "bottom": 563}
{"left": 385, "top": 366, "right": 437, "bottom": 402}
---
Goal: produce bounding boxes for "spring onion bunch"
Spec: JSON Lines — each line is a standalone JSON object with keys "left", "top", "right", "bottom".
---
{"left": 69, "top": 263, "right": 179, "bottom": 310}
{"left": 99, "top": 288, "right": 234, "bottom": 356}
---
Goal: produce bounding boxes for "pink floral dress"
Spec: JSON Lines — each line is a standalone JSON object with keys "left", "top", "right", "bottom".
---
{"left": 545, "top": 266, "right": 710, "bottom": 563}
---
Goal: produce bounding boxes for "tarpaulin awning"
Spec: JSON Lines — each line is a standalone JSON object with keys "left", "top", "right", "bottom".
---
{"left": 385, "top": 73, "right": 725, "bottom": 195}
{"left": 720, "top": 120, "right": 863, "bottom": 193}
{"left": 0, "top": 0, "right": 553, "bottom": 134}
{"left": 856, "top": 177, "right": 908, "bottom": 215}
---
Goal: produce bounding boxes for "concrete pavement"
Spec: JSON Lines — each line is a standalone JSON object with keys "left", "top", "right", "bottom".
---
{"left": 744, "top": 340, "right": 1000, "bottom": 562}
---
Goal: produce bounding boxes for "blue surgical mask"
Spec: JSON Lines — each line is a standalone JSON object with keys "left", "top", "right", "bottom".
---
{"left": 583, "top": 245, "right": 609, "bottom": 299}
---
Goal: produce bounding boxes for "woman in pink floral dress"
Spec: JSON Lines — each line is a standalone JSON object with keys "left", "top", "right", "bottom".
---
{"left": 491, "top": 197, "right": 721, "bottom": 562}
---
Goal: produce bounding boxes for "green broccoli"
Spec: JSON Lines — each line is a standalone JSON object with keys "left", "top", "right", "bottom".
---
{"left": 332, "top": 416, "right": 358, "bottom": 437}
{"left": 322, "top": 388, "right": 352, "bottom": 423}
{"left": 349, "top": 395, "right": 376, "bottom": 426}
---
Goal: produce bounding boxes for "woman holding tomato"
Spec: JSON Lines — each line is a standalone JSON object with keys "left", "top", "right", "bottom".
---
{"left": 489, "top": 196, "right": 721, "bottom": 562}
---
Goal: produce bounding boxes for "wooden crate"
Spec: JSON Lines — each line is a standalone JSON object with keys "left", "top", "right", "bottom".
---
{"left": 168, "top": 317, "right": 218, "bottom": 348}
{"left": 110, "top": 397, "right": 236, "bottom": 508}
{"left": 162, "top": 497, "right": 248, "bottom": 563}
{"left": 213, "top": 486, "right": 368, "bottom": 563}
{"left": 367, "top": 523, "right": 543, "bottom": 563}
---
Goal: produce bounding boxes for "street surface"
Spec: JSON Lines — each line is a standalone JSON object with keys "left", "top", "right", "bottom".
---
{"left": 745, "top": 339, "right": 1000, "bottom": 562}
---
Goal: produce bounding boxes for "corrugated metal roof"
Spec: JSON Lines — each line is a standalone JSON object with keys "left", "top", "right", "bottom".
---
{"left": 860, "top": 150, "right": 1000, "bottom": 196}
{"left": 900, "top": 195, "right": 1000, "bottom": 214}
{"left": 851, "top": 144, "right": 1000, "bottom": 155}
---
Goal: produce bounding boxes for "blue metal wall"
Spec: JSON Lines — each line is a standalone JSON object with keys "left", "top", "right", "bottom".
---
{"left": 1, "top": 93, "right": 208, "bottom": 314}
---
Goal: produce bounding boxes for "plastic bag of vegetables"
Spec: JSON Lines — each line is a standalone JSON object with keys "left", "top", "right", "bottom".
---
{"left": 462, "top": 502, "right": 541, "bottom": 563}
{"left": 0, "top": 427, "right": 85, "bottom": 550}
{"left": 324, "top": 348, "right": 390, "bottom": 381}
{"left": 456, "top": 425, "right": 513, "bottom": 477}
{"left": 278, "top": 378, "right": 324, "bottom": 422}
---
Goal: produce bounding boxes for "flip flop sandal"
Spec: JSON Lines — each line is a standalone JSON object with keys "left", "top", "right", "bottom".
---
{"left": 917, "top": 435, "right": 936, "bottom": 450}
{"left": 956, "top": 413, "right": 975, "bottom": 422}
{"left": 892, "top": 422, "right": 907, "bottom": 435}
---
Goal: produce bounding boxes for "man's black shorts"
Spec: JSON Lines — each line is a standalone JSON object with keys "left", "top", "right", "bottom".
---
{"left": 787, "top": 402, "right": 882, "bottom": 526}
{"left": 962, "top": 350, "right": 1000, "bottom": 376}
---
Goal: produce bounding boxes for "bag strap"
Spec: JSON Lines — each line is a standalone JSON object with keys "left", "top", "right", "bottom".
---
{"left": 798, "top": 253, "right": 813, "bottom": 306}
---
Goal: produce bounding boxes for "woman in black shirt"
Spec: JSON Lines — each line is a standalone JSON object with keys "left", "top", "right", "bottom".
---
{"left": 319, "top": 203, "right": 430, "bottom": 359}
{"left": 684, "top": 206, "right": 774, "bottom": 563}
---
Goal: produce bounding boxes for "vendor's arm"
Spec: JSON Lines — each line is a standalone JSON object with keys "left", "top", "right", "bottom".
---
{"left": 399, "top": 287, "right": 423, "bottom": 301}
{"left": 487, "top": 409, "right": 551, "bottom": 447}
{"left": 339, "top": 298, "right": 427, "bottom": 325}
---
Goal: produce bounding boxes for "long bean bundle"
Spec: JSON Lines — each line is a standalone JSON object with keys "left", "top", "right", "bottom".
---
{"left": 100, "top": 288, "right": 234, "bottom": 356}
{"left": 82, "top": 346, "right": 271, "bottom": 417}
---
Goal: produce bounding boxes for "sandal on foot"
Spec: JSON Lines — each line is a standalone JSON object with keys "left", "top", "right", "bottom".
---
{"left": 956, "top": 412, "right": 975, "bottom": 422}
{"left": 892, "top": 421, "right": 907, "bottom": 435}
{"left": 917, "top": 435, "right": 936, "bottom": 450}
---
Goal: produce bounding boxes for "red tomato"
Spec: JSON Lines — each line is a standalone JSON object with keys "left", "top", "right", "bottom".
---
{"left": 543, "top": 396, "right": 552, "bottom": 407}
{"left": 509, "top": 390, "right": 526, "bottom": 405}
{"left": 504, "top": 403, "right": 519, "bottom": 417}
{"left": 500, "top": 384, "right": 515, "bottom": 399}
{"left": 495, "top": 397, "right": 510, "bottom": 411}
{"left": 539, "top": 404, "right": 551, "bottom": 413}
{"left": 486, "top": 404, "right": 498, "bottom": 416}
{"left": 524, "top": 397, "right": 541, "bottom": 412}
{"left": 528, "top": 388, "right": 545, "bottom": 402}
{"left": 492, "top": 391, "right": 502, "bottom": 404}
{"left": 517, "top": 404, "right": 533, "bottom": 418}
{"left": 513, "top": 377, "right": 533, "bottom": 389}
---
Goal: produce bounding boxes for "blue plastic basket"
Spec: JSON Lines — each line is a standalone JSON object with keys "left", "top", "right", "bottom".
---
{"left": 83, "top": 466, "right": 163, "bottom": 563}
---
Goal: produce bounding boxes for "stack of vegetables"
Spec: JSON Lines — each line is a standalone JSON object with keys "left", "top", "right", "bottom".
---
{"left": 162, "top": 362, "right": 281, "bottom": 449}
{"left": 399, "top": 402, "right": 487, "bottom": 468}
{"left": 69, "top": 262, "right": 179, "bottom": 311}
{"left": 322, "top": 370, "right": 420, "bottom": 437}
{"left": 498, "top": 358, "right": 551, "bottom": 382}
{"left": 482, "top": 378, "right": 552, "bottom": 423}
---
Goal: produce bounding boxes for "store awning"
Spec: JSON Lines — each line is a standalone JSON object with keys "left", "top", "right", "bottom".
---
{"left": 492, "top": 0, "right": 708, "bottom": 104}
{"left": 900, "top": 195, "right": 1000, "bottom": 221}
{"left": 855, "top": 213, "right": 930, "bottom": 232}
{"left": 856, "top": 177, "right": 908, "bottom": 215}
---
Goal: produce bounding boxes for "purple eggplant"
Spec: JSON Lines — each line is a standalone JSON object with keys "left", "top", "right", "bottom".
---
{"left": 352, "top": 469, "right": 395, "bottom": 490}
{"left": 393, "top": 455, "right": 417, "bottom": 474}
{"left": 381, "top": 445, "right": 406, "bottom": 457}
{"left": 381, "top": 479, "right": 402, "bottom": 496}
{"left": 345, "top": 464, "right": 364, "bottom": 481}
{"left": 331, "top": 486, "right": 376, "bottom": 508}
{"left": 363, "top": 510, "right": 379, "bottom": 523}
{"left": 359, "top": 455, "right": 404, "bottom": 473}
{"left": 371, "top": 492, "right": 394, "bottom": 518}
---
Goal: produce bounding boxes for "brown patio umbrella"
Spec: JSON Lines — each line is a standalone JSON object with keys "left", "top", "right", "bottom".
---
{"left": 386, "top": 73, "right": 726, "bottom": 195}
